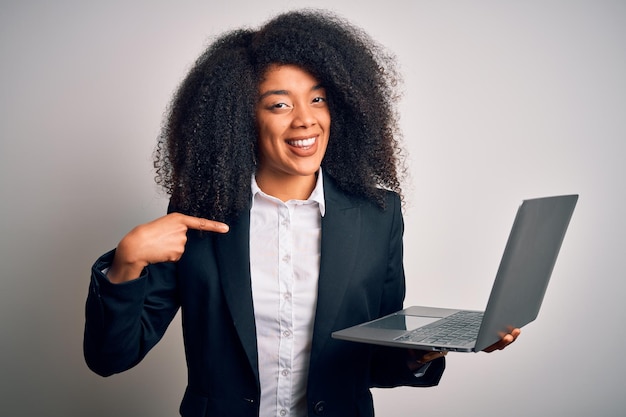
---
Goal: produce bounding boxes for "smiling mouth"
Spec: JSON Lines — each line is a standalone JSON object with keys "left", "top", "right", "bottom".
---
{"left": 287, "top": 137, "right": 316, "bottom": 150}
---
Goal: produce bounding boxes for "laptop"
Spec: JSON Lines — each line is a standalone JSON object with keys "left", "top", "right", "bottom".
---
{"left": 332, "top": 194, "right": 578, "bottom": 352}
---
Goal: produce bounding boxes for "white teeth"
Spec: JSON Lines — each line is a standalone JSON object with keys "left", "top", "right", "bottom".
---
{"left": 288, "top": 137, "right": 316, "bottom": 148}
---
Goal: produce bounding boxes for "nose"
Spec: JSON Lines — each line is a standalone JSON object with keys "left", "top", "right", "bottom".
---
{"left": 291, "top": 104, "right": 317, "bottom": 128}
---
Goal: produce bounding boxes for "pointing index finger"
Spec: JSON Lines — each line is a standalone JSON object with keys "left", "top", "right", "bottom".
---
{"left": 180, "top": 214, "right": 229, "bottom": 233}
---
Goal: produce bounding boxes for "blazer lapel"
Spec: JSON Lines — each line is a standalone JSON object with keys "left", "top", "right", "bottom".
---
{"left": 310, "top": 174, "right": 361, "bottom": 365}
{"left": 215, "top": 209, "right": 259, "bottom": 381}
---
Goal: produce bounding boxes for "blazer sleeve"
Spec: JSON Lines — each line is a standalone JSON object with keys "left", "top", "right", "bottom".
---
{"left": 368, "top": 192, "right": 446, "bottom": 388}
{"left": 83, "top": 249, "right": 180, "bottom": 377}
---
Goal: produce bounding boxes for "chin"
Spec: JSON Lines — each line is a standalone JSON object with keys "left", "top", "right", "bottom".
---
{"left": 293, "top": 162, "right": 322, "bottom": 177}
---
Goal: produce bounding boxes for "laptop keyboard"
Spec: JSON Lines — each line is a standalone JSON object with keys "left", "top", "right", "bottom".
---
{"left": 394, "top": 310, "right": 484, "bottom": 347}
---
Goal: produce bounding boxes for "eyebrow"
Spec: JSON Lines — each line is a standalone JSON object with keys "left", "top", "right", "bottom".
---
{"left": 258, "top": 84, "right": 325, "bottom": 101}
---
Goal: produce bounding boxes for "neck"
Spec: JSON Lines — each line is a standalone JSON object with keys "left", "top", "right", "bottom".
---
{"left": 255, "top": 171, "right": 318, "bottom": 202}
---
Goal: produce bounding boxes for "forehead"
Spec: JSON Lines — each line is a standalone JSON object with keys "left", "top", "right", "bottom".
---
{"left": 258, "top": 64, "right": 321, "bottom": 89}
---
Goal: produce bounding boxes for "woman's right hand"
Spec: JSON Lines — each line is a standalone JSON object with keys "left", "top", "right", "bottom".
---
{"left": 107, "top": 213, "right": 229, "bottom": 283}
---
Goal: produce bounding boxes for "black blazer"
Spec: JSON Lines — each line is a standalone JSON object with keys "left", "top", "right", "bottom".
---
{"left": 84, "top": 173, "right": 445, "bottom": 417}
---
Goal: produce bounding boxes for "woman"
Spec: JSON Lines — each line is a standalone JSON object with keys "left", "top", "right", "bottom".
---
{"left": 84, "top": 9, "right": 519, "bottom": 417}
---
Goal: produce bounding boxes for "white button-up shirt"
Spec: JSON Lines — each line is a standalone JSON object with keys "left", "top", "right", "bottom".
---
{"left": 250, "top": 172, "right": 326, "bottom": 417}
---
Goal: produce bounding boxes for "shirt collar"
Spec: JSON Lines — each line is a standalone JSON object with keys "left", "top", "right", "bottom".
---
{"left": 251, "top": 168, "right": 326, "bottom": 217}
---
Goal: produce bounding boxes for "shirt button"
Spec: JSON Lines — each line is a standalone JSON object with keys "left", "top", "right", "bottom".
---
{"left": 282, "top": 253, "right": 291, "bottom": 263}
{"left": 283, "top": 293, "right": 292, "bottom": 300}
{"left": 281, "top": 369, "right": 290, "bottom": 376}
{"left": 280, "top": 409, "right": 287, "bottom": 416}
{"left": 282, "top": 330, "right": 292, "bottom": 338}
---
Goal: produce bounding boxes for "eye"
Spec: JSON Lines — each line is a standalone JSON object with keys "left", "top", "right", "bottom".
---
{"left": 312, "top": 96, "right": 327, "bottom": 105}
{"left": 265, "top": 101, "right": 292, "bottom": 113}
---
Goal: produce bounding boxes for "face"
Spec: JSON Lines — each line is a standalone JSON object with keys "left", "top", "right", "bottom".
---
{"left": 254, "top": 64, "right": 330, "bottom": 187}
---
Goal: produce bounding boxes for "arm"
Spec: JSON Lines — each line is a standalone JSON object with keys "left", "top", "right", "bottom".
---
{"left": 369, "top": 193, "right": 447, "bottom": 388}
{"left": 83, "top": 251, "right": 179, "bottom": 376}
{"left": 83, "top": 212, "right": 229, "bottom": 376}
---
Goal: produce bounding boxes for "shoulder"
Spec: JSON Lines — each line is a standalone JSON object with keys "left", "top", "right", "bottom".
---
{"left": 323, "top": 171, "right": 401, "bottom": 213}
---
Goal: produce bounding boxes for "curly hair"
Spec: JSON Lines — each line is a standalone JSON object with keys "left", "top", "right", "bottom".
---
{"left": 154, "top": 8, "right": 407, "bottom": 222}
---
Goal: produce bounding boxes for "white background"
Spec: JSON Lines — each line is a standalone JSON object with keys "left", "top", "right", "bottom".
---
{"left": 1, "top": 1, "right": 624, "bottom": 416}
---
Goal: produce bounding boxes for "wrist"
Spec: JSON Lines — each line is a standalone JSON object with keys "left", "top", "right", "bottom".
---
{"left": 412, "top": 361, "right": 432, "bottom": 378}
{"left": 107, "top": 253, "right": 146, "bottom": 284}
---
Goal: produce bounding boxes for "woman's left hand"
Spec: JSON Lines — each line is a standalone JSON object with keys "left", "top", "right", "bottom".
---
{"left": 482, "top": 328, "right": 521, "bottom": 353}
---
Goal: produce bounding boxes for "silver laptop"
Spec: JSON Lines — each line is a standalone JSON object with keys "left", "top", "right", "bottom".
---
{"left": 332, "top": 194, "right": 578, "bottom": 352}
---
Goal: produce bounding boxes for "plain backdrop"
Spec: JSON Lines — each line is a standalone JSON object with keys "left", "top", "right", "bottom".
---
{"left": 1, "top": 1, "right": 624, "bottom": 416}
